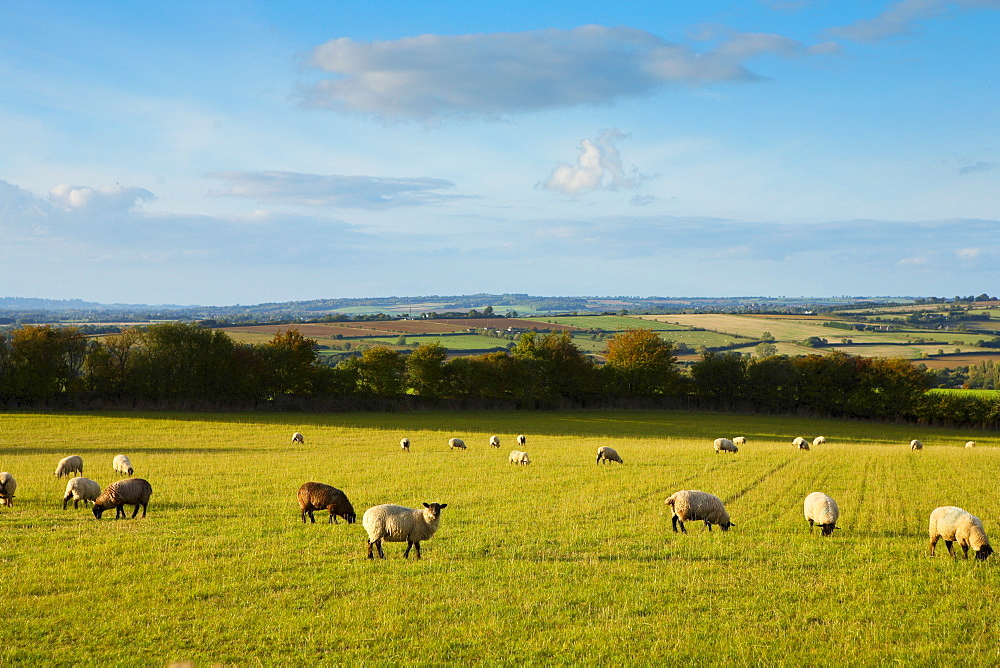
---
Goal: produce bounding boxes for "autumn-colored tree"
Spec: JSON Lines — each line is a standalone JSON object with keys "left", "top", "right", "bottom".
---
{"left": 604, "top": 329, "right": 679, "bottom": 396}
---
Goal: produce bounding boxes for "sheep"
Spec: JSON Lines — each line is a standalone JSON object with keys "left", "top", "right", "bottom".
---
{"left": 297, "top": 482, "right": 356, "bottom": 524}
{"left": 54, "top": 455, "right": 84, "bottom": 478}
{"left": 363, "top": 502, "right": 448, "bottom": 559}
{"left": 596, "top": 445, "right": 623, "bottom": 464}
{"left": 928, "top": 506, "right": 993, "bottom": 560}
{"left": 732, "top": 436, "right": 747, "bottom": 446}
{"left": 910, "top": 439, "right": 923, "bottom": 451}
{"left": 292, "top": 432, "right": 305, "bottom": 444}
{"left": 113, "top": 454, "right": 134, "bottom": 477}
{"left": 62, "top": 477, "right": 101, "bottom": 510}
{"left": 517, "top": 434, "right": 527, "bottom": 447}
{"left": 965, "top": 441, "right": 976, "bottom": 448}
{"left": 0, "top": 472, "right": 16, "bottom": 507}
{"left": 400, "top": 437, "right": 410, "bottom": 452}
{"left": 803, "top": 492, "right": 840, "bottom": 536}
{"left": 713, "top": 438, "right": 738, "bottom": 454}
{"left": 92, "top": 478, "right": 153, "bottom": 519}
{"left": 489, "top": 435, "right": 501, "bottom": 448}
{"left": 448, "top": 438, "right": 466, "bottom": 450}
{"left": 665, "top": 490, "right": 734, "bottom": 533}
{"left": 812, "top": 436, "right": 827, "bottom": 446}
{"left": 792, "top": 437, "right": 810, "bottom": 451}
{"left": 508, "top": 450, "right": 531, "bottom": 465}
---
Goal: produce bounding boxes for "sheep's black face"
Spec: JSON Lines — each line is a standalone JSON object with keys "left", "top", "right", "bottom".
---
{"left": 720, "top": 521, "right": 733, "bottom": 532}
{"left": 92, "top": 506, "right": 105, "bottom": 519}
{"left": 344, "top": 512, "right": 357, "bottom": 524}
{"left": 976, "top": 545, "right": 994, "bottom": 561}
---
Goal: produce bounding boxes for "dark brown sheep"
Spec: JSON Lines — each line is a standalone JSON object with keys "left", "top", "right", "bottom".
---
{"left": 298, "top": 482, "right": 356, "bottom": 524}
{"left": 92, "top": 478, "right": 153, "bottom": 519}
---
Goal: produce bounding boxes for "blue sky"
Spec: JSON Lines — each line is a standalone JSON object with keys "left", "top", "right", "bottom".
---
{"left": 1, "top": 0, "right": 998, "bottom": 305}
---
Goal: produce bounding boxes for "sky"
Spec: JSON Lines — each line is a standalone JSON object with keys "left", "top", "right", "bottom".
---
{"left": 1, "top": 0, "right": 998, "bottom": 305}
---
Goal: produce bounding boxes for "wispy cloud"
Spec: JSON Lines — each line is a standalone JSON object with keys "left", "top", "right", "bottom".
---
{"left": 828, "top": 0, "right": 1000, "bottom": 42}
{"left": 302, "top": 25, "right": 830, "bottom": 121}
{"left": 957, "top": 161, "right": 997, "bottom": 175}
{"left": 541, "top": 129, "right": 649, "bottom": 196}
{"left": 207, "top": 171, "right": 459, "bottom": 209}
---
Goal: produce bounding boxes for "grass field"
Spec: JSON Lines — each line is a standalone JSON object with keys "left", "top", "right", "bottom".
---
{"left": 1, "top": 410, "right": 998, "bottom": 664}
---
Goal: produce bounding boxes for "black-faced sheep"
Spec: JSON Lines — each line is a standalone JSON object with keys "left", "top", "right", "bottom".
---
{"left": 517, "top": 434, "right": 527, "bottom": 447}
{"left": 792, "top": 437, "right": 810, "bottom": 451}
{"left": 63, "top": 477, "right": 101, "bottom": 509}
{"left": 596, "top": 446, "right": 623, "bottom": 464}
{"left": 113, "top": 454, "right": 134, "bottom": 477}
{"left": 297, "top": 482, "right": 356, "bottom": 524}
{"left": 508, "top": 450, "right": 531, "bottom": 465}
{"left": 713, "top": 438, "right": 738, "bottom": 454}
{"left": 400, "top": 437, "right": 410, "bottom": 452}
{"left": 489, "top": 435, "right": 501, "bottom": 448}
{"left": 665, "top": 490, "right": 733, "bottom": 533}
{"left": 292, "top": 432, "right": 305, "bottom": 444}
{"left": 363, "top": 502, "right": 448, "bottom": 559}
{"left": 929, "top": 506, "right": 993, "bottom": 560}
{"left": 54, "top": 455, "right": 84, "bottom": 478}
{"left": 804, "top": 491, "right": 840, "bottom": 536}
{"left": 0, "top": 472, "right": 16, "bottom": 507}
{"left": 812, "top": 436, "right": 827, "bottom": 446}
{"left": 92, "top": 478, "right": 153, "bottom": 519}
{"left": 910, "top": 439, "right": 923, "bottom": 451}
{"left": 448, "top": 438, "right": 466, "bottom": 450}
{"left": 732, "top": 436, "right": 747, "bottom": 446}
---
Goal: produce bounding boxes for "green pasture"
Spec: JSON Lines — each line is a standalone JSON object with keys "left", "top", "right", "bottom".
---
{"left": 531, "top": 315, "right": 688, "bottom": 331}
{"left": 1, "top": 410, "right": 998, "bottom": 665}
{"left": 366, "top": 334, "right": 510, "bottom": 351}
{"left": 929, "top": 388, "right": 1000, "bottom": 398}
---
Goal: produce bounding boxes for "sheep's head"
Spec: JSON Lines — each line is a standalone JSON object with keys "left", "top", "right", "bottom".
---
{"left": 92, "top": 505, "right": 106, "bottom": 519}
{"left": 976, "top": 544, "right": 994, "bottom": 561}
{"left": 342, "top": 511, "right": 357, "bottom": 524}
{"left": 720, "top": 521, "right": 735, "bottom": 531}
{"left": 821, "top": 524, "right": 839, "bottom": 537}
{"left": 422, "top": 502, "right": 448, "bottom": 520}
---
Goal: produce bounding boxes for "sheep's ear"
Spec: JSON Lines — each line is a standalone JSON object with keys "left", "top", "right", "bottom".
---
{"left": 423, "top": 503, "right": 430, "bottom": 508}
{"left": 439, "top": 503, "right": 448, "bottom": 509}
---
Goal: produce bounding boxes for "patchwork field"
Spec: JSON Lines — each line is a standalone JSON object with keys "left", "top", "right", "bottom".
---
{"left": 1, "top": 410, "right": 998, "bottom": 665}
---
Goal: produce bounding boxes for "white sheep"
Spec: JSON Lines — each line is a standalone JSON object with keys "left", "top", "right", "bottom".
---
{"left": 965, "top": 440, "right": 976, "bottom": 448}
{"left": 803, "top": 492, "right": 840, "bottom": 536}
{"left": 596, "top": 446, "right": 623, "bottom": 464}
{"left": 400, "top": 437, "right": 410, "bottom": 452}
{"left": 292, "top": 432, "right": 305, "bottom": 444}
{"left": 910, "top": 439, "right": 923, "bottom": 451}
{"left": 732, "top": 436, "right": 747, "bottom": 446}
{"left": 517, "top": 434, "right": 527, "bottom": 447}
{"left": 792, "top": 437, "right": 810, "bottom": 451}
{"left": 489, "top": 435, "right": 501, "bottom": 448}
{"left": 0, "top": 472, "right": 16, "bottom": 507}
{"left": 448, "top": 438, "right": 466, "bottom": 450}
{"left": 929, "top": 506, "right": 993, "bottom": 560}
{"left": 508, "top": 450, "right": 531, "bottom": 465}
{"left": 665, "top": 490, "right": 734, "bottom": 533}
{"left": 812, "top": 436, "right": 827, "bottom": 446}
{"left": 62, "top": 477, "right": 101, "bottom": 510}
{"left": 113, "top": 454, "right": 134, "bottom": 477}
{"left": 713, "top": 438, "right": 738, "bottom": 454}
{"left": 363, "top": 502, "right": 448, "bottom": 559}
{"left": 54, "top": 455, "right": 83, "bottom": 478}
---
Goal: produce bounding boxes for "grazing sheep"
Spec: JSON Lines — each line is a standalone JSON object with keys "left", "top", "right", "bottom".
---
{"left": 448, "top": 438, "right": 466, "bottom": 450}
{"left": 54, "top": 455, "right": 84, "bottom": 478}
{"left": 803, "top": 492, "right": 840, "bottom": 536}
{"left": 400, "top": 437, "right": 410, "bottom": 452}
{"left": 292, "top": 432, "right": 305, "bottom": 444}
{"left": 965, "top": 441, "right": 976, "bottom": 448}
{"left": 0, "top": 472, "right": 16, "bottom": 507}
{"left": 929, "top": 506, "right": 993, "bottom": 560}
{"left": 665, "top": 490, "right": 734, "bottom": 533}
{"left": 62, "top": 477, "right": 101, "bottom": 510}
{"left": 910, "top": 439, "right": 923, "bottom": 451}
{"left": 509, "top": 450, "right": 531, "bottom": 465}
{"left": 792, "top": 437, "right": 810, "bottom": 451}
{"left": 713, "top": 438, "right": 738, "bottom": 454}
{"left": 297, "top": 482, "right": 356, "bottom": 524}
{"left": 517, "top": 434, "right": 527, "bottom": 447}
{"left": 112, "top": 454, "right": 134, "bottom": 477}
{"left": 92, "top": 478, "right": 153, "bottom": 519}
{"left": 596, "top": 446, "right": 623, "bottom": 464}
{"left": 363, "top": 502, "right": 448, "bottom": 559}
{"left": 732, "top": 436, "right": 747, "bottom": 446}
{"left": 489, "top": 435, "right": 501, "bottom": 448}
{"left": 812, "top": 436, "right": 827, "bottom": 446}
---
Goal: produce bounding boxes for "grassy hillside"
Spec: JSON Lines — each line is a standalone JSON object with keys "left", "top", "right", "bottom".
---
{"left": 1, "top": 411, "right": 997, "bottom": 664}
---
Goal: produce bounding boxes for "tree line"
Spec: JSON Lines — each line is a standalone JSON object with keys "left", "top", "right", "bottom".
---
{"left": 1, "top": 323, "right": 996, "bottom": 426}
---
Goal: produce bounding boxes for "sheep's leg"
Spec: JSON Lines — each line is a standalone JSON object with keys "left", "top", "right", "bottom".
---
{"left": 63, "top": 496, "right": 70, "bottom": 510}
{"left": 329, "top": 512, "right": 338, "bottom": 525}
{"left": 141, "top": 502, "right": 147, "bottom": 518}
{"left": 414, "top": 542, "right": 421, "bottom": 559}
{"left": 301, "top": 510, "right": 308, "bottom": 523}
{"left": 705, "top": 521, "right": 713, "bottom": 532}
{"left": 961, "top": 544, "right": 969, "bottom": 559}
{"left": 403, "top": 540, "right": 413, "bottom": 558}
{"left": 308, "top": 510, "right": 315, "bottom": 523}
{"left": 116, "top": 504, "right": 126, "bottom": 519}
{"left": 945, "top": 540, "right": 956, "bottom": 558}
{"left": 131, "top": 503, "right": 141, "bottom": 519}
{"left": 929, "top": 536, "right": 939, "bottom": 556}
{"left": 367, "top": 540, "right": 374, "bottom": 559}
{"left": 808, "top": 519, "right": 814, "bottom": 533}
{"left": 376, "top": 541, "right": 384, "bottom": 559}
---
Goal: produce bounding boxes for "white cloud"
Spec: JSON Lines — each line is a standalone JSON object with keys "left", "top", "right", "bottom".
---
{"left": 48, "top": 183, "right": 154, "bottom": 214}
{"left": 828, "top": 0, "right": 1000, "bottom": 42}
{"left": 542, "top": 130, "right": 649, "bottom": 196}
{"left": 302, "top": 25, "right": 830, "bottom": 121}
{"left": 207, "top": 171, "right": 459, "bottom": 209}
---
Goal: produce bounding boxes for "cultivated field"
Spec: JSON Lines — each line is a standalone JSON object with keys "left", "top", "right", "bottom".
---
{"left": 1, "top": 411, "right": 998, "bottom": 665}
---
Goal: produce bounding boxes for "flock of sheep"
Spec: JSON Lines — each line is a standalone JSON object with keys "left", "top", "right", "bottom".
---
{"left": 700, "top": 433, "right": 993, "bottom": 560}
{"left": 0, "top": 453, "right": 153, "bottom": 520}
